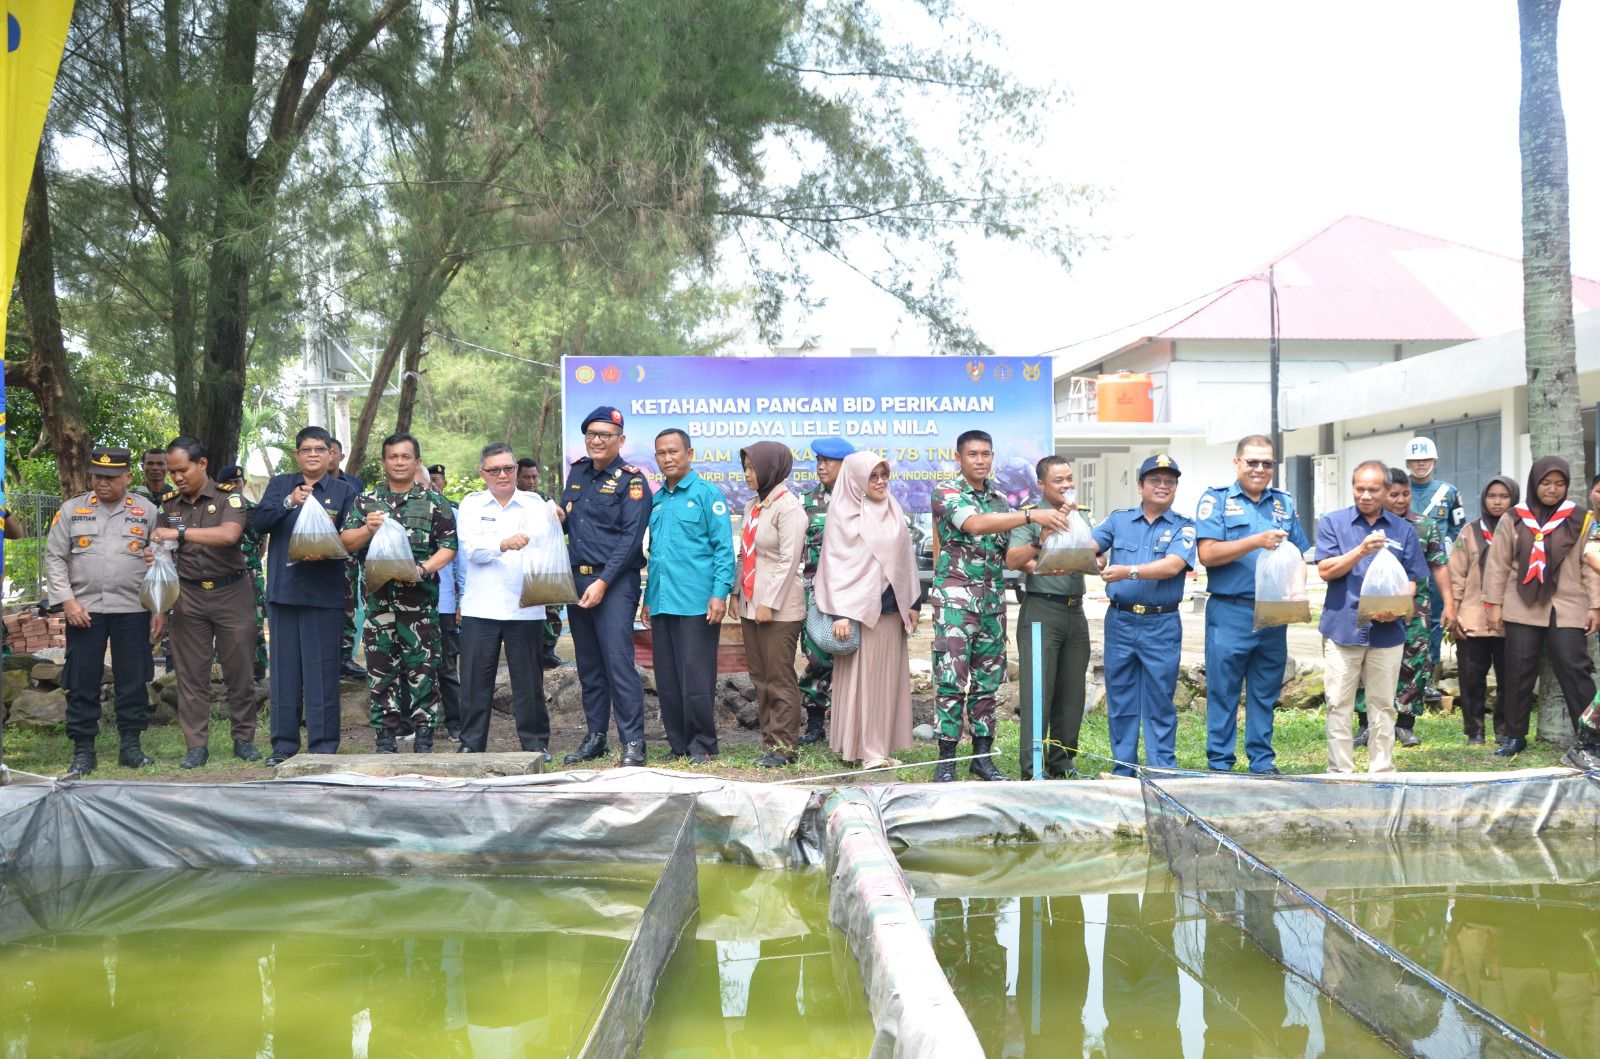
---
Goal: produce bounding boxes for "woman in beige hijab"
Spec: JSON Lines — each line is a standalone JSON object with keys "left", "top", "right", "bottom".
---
{"left": 814, "top": 452, "right": 923, "bottom": 768}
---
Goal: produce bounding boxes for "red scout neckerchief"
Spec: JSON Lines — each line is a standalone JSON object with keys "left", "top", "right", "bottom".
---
{"left": 1515, "top": 501, "right": 1577, "bottom": 585}
{"left": 741, "top": 485, "right": 788, "bottom": 599}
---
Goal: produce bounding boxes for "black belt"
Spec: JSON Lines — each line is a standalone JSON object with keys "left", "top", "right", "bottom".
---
{"left": 179, "top": 571, "right": 247, "bottom": 591}
{"left": 1025, "top": 592, "right": 1082, "bottom": 608}
{"left": 1109, "top": 600, "right": 1179, "bottom": 615}
{"left": 574, "top": 563, "right": 606, "bottom": 576}
{"left": 1207, "top": 593, "right": 1251, "bottom": 603}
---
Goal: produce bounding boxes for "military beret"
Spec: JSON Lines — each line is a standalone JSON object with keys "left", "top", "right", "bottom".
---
{"left": 812, "top": 438, "right": 856, "bottom": 460}
{"left": 428, "top": 464, "right": 446, "bottom": 475}
{"left": 581, "top": 406, "right": 625, "bottom": 432}
{"left": 216, "top": 464, "right": 245, "bottom": 481}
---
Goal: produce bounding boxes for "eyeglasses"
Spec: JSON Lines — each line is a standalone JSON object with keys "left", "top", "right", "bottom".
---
{"left": 1239, "top": 459, "right": 1275, "bottom": 470}
{"left": 482, "top": 465, "right": 517, "bottom": 476}
{"left": 584, "top": 430, "right": 621, "bottom": 442}
{"left": 1144, "top": 476, "right": 1179, "bottom": 487}
{"left": 868, "top": 472, "right": 891, "bottom": 484}
{"left": 297, "top": 445, "right": 329, "bottom": 455}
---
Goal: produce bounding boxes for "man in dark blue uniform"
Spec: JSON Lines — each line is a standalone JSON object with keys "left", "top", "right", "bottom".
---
{"left": 253, "top": 426, "right": 358, "bottom": 766}
{"left": 1091, "top": 455, "right": 1197, "bottom": 776}
{"left": 1195, "top": 434, "right": 1311, "bottom": 775}
{"left": 561, "top": 406, "right": 652, "bottom": 767}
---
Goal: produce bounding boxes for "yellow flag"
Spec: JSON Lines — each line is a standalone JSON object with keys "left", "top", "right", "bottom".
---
{"left": 2, "top": 0, "right": 74, "bottom": 337}
{"left": 1, "top": 1, "right": 73, "bottom": 531}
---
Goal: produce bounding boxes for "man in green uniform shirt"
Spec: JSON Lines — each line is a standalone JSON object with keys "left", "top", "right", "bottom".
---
{"left": 339, "top": 433, "right": 459, "bottom": 752}
{"left": 1005, "top": 455, "right": 1091, "bottom": 779}
{"left": 797, "top": 435, "right": 854, "bottom": 745}
{"left": 930, "top": 430, "right": 1069, "bottom": 782}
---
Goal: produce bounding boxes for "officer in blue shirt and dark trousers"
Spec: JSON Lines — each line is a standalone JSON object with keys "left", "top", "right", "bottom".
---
{"left": 1316, "top": 460, "right": 1430, "bottom": 773}
{"left": 1091, "top": 455, "right": 1197, "bottom": 775}
{"left": 641, "top": 429, "right": 735, "bottom": 764}
{"left": 562, "top": 406, "right": 652, "bottom": 767}
{"left": 1195, "top": 435, "right": 1312, "bottom": 775}
{"left": 253, "top": 426, "right": 358, "bottom": 765}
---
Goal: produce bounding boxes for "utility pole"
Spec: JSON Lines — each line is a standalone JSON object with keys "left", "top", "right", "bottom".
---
{"left": 1269, "top": 266, "right": 1282, "bottom": 488}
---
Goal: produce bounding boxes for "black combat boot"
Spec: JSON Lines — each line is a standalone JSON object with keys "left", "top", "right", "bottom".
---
{"left": 413, "top": 726, "right": 434, "bottom": 753}
{"left": 933, "top": 739, "right": 959, "bottom": 783}
{"left": 968, "top": 736, "right": 1008, "bottom": 781}
{"left": 799, "top": 708, "right": 827, "bottom": 746}
{"left": 375, "top": 728, "right": 398, "bottom": 753}
{"left": 118, "top": 731, "right": 154, "bottom": 768}
{"left": 66, "top": 740, "right": 97, "bottom": 778}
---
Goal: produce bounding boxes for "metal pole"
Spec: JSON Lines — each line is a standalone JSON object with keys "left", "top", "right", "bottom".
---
{"left": 1030, "top": 619, "right": 1045, "bottom": 780}
{"left": 1269, "top": 266, "right": 1282, "bottom": 487}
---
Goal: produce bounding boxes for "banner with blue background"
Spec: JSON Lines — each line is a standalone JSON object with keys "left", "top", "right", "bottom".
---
{"left": 560, "top": 355, "right": 1054, "bottom": 514}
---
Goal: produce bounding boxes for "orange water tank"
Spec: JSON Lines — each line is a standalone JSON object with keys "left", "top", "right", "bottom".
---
{"left": 1096, "top": 372, "right": 1154, "bottom": 423}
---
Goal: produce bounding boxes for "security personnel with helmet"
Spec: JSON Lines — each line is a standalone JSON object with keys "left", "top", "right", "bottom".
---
{"left": 43, "top": 446, "right": 160, "bottom": 776}
{"left": 1404, "top": 435, "right": 1463, "bottom": 695}
{"left": 561, "top": 406, "right": 652, "bottom": 767}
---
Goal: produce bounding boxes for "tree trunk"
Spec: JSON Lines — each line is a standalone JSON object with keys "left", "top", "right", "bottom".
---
{"left": 13, "top": 149, "right": 93, "bottom": 497}
{"left": 1518, "top": 0, "right": 1581, "bottom": 747}
{"left": 394, "top": 323, "right": 426, "bottom": 435}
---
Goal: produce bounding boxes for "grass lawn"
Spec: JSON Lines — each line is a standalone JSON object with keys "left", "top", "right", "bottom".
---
{"left": 1, "top": 705, "right": 1571, "bottom": 783}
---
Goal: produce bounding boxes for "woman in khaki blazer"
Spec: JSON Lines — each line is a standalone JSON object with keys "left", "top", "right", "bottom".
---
{"left": 736, "top": 441, "right": 807, "bottom": 766}
{"left": 1447, "top": 475, "right": 1517, "bottom": 746}
{"left": 1483, "top": 457, "right": 1600, "bottom": 756}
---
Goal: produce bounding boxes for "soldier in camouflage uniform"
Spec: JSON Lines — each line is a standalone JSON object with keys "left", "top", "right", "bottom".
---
{"left": 218, "top": 465, "right": 268, "bottom": 682}
{"left": 1356, "top": 467, "right": 1454, "bottom": 749}
{"left": 339, "top": 434, "right": 458, "bottom": 753}
{"left": 930, "top": 430, "right": 1070, "bottom": 782}
{"left": 797, "top": 437, "right": 856, "bottom": 744}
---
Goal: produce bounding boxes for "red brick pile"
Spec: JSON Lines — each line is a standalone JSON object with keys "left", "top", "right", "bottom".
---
{"left": 2, "top": 611, "right": 65, "bottom": 652}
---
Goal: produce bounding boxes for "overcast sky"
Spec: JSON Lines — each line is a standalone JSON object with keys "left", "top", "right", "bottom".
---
{"left": 749, "top": 0, "right": 1600, "bottom": 358}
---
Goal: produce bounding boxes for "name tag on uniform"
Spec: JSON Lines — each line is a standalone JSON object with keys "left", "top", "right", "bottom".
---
{"left": 1224, "top": 500, "right": 1244, "bottom": 516}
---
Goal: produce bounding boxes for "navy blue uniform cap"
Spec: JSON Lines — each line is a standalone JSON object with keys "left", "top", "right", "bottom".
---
{"left": 1137, "top": 453, "right": 1181, "bottom": 480}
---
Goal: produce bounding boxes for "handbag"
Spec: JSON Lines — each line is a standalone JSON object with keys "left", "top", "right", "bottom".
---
{"left": 805, "top": 596, "right": 861, "bottom": 655}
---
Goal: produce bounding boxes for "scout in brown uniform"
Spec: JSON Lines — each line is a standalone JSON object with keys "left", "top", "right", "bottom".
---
{"left": 154, "top": 436, "right": 263, "bottom": 767}
{"left": 43, "top": 446, "right": 160, "bottom": 776}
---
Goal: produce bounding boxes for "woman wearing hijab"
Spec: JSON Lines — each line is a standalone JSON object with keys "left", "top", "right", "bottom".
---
{"left": 1448, "top": 475, "right": 1518, "bottom": 747}
{"left": 814, "top": 452, "right": 924, "bottom": 769}
{"left": 736, "top": 441, "right": 808, "bottom": 767}
{"left": 1482, "top": 457, "right": 1600, "bottom": 756}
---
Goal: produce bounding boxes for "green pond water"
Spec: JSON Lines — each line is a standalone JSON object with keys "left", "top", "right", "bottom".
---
{"left": 0, "top": 866, "right": 649, "bottom": 1056}
{"left": 0, "top": 861, "right": 874, "bottom": 1058}
{"left": 903, "top": 842, "right": 1600, "bottom": 1058}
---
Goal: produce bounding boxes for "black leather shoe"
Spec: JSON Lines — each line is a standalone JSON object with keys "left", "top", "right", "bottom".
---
{"left": 457, "top": 744, "right": 477, "bottom": 753}
{"left": 798, "top": 709, "right": 827, "bottom": 746}
{"left": 118, "top": 732, "right": 154, "bottom": 768}
{"left": 1396, "top": 727, "right": 1421, "bottom": 748}
{"left": 340, "top": 660, "right": 369, "bottom": 680}
{"left": 1423, "top": 687, "right": 1443, "bottom": 708}
{"left": 968, "top": 736, "right": 1008, "bottom": 781}
{"left": 563, "top": 732, "right": 608, "bottom": 765}
{"left": 1353, "top": 727, "right": 1370, "bottom": 749}
{"left": 413, "top": 726, "right": 434, "bottom": 753}
{"left": 233, "top": 740, "right": 262, "bottom": 762}
{"left": 375, "top": 729, "right": 398, "bottom": 754}
{"left": 933, "top": 739, "right": 958, "bottom": 783}
{"left": 1494, "top": 738, "right": 1526, "bottom": 758}
{"left": 620, "top": 741, "right": 646, "bottom": 767}
{"left": 541, "top": 650, "right": 563, "bottom": 670}
{"left": 265, "top": 752, "right": 293, "bottom": 767}
{"left": 179, "top": 747, "right": 209, "bottom": 770}
{"left": 1466, "top": 734, "right": 1486, "bottom": 745}
{"left": 690, "top": 753, "right": 710, "bottom": 766}
{"left": 1254, "top": 767, "right": 1283, "bottom": 775}
{"left": 65, "top": 746, "right": 97, "bottom": 778}
{"left": 754, "top": 751, "right": 793, "bottom": 768}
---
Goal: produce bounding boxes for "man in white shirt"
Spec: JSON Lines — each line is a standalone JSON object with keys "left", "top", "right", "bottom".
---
{"left": 456, "top": 442, "right": 552, "bottom": 754}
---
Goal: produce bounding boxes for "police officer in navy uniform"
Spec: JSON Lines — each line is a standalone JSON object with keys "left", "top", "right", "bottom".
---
{"left": 561, "top": 406, "right": 652, "bottom": 767}
{"left": 1196, "top": 434, "right": 1312, "bottom": 774}
{"left": 1090, "top": 455, "right": 1197, "bottom": 775}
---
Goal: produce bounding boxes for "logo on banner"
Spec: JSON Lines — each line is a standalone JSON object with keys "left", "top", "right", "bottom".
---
{"left": 1022, "top": 362, "right": 1042, "bottom": 381}
{"left": 574, "top": 366, "right": 596, "bottom": 383}
{"left": 601, "top": 365, "right": 622, "bottom": 383}
{"left": 993, "top": 364, "right": 1012, "bottom": 382}
{"left": 965, "top": 359, "right": 985, "bottom": 382}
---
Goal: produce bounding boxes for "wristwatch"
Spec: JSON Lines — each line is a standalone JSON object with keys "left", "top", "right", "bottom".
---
{"left": 1128, "top": 566, "right": 1140, "bottom": 581}
{"left": 177, "top": 526, "right": 187, "bottom": 546}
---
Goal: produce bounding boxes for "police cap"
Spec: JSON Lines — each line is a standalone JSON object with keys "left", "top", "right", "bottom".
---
{"left": 89, "top": 446, "right": 132, "bottom": 475}
{"left": 581, "top": 406, "right": 625, "bottom": 432}
{"left": 812, "top": 437, "right": 856, "bottom": 461}
{"left": 1137, "top": 453, "right": 1181, "bottom": 480}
